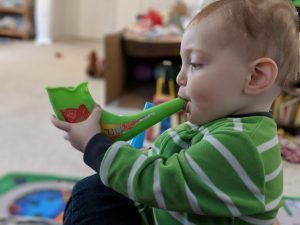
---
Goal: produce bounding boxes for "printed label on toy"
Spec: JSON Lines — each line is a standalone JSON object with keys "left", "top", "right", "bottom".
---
{"left": 61, "top": 104, "right": 91, "bottom": 123}
{"left": 102, "top": 112, "right": 155, "bottom": 139}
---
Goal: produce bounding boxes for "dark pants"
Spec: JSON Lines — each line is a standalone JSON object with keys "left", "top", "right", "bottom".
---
{"left": 63, "top": 174, "right": 141, "bottom": 225}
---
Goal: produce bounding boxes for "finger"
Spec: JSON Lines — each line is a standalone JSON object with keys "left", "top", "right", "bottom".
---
{"left": 51, "top": 116, "right": 71, "bottom": 132}
{"left": 89, "top": 105, "right": 102, "bottom": 121}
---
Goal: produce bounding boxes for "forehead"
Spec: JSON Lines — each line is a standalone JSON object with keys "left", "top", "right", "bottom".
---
{"left": 181, "top": 12, "right": 231, "bottom": 53}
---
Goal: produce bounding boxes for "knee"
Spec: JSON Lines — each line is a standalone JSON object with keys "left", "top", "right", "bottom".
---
{"left": 72, "top": 174, "right": 108, "bottom": 196}
{"left": 71, "top": 174, "right": 133, "bottom": 205}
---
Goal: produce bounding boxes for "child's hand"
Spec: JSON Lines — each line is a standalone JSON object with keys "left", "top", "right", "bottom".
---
{"left": 51, "top": 105, "right": 102, "bottom": 153}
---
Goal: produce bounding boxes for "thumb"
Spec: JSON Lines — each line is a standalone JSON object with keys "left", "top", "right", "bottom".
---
{"left": 89, "top": 105, "right": 102, "bottom": 121}
{"left": 51, "top": 116, "right": 71, "bottom": 132}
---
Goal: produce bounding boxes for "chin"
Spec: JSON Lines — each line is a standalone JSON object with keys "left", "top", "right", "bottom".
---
{"left": 187, "top": 113, "right": 210, "bottom": 125}
{"left": 187, "top": 114, "right": 200, "bottom": 125}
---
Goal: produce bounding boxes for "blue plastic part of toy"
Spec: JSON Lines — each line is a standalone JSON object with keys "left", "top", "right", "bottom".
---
{"left": 130, "top": 102, "right": 153, "bottom": 149}
{"left": 160, "top": 117, "right": 171, "bottom": 134}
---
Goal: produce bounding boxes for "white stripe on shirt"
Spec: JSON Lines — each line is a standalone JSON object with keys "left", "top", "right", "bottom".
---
{"left": 200, "top": 128, "right": 210, "bottom": 136}
{"left": 127, "top": 154, "right": 147, "bottom": 200}
{"left": 185, "top": 121, "right": 200, "bottom": 131}
{"left": 100, "top": 141, "right": 128, "bottom": 186}
{"left": 151, "top": 144, "right": 160, "bottom": 154}
{"left": 232, "top": 118, "right": 243, "bottom": 131}
{"left": 168, "top": 130, "right": 189, "bottom": 149}
{"left": 184, "top": 182, "right": 205, "bottom": 215}
{"left": 204, "top": 135, "right": 265, "bottom": 204}
{"left": 265, "top": 195, "right": 282, "bottom": 211}
{"left": 153, "top": 159, "right": 166, "bottom": 209}
{"left": 257, "top": 136, "right": 278, "bottom": 153}
{"left": 185, "top": 153, "right": 241, "bottom": 216}
{"left": 265, "top": 164, "right": 282, "bottom": 182}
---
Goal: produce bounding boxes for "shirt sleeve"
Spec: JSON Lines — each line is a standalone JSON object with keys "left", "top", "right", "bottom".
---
{"left": 83, "top": 133, "right": 113, "bottom": 172}
{"left": 98, "top": 130, "right": 267, "bottom": 217}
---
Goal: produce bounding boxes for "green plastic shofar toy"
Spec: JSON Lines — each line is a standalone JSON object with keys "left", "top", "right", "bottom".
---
{"left": 46, "top": 82, "right": 186, "bottom": 141}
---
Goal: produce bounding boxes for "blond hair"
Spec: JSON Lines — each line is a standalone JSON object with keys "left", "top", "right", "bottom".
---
{"left": 190, "top": 0, "right": 299, "bottom": 88}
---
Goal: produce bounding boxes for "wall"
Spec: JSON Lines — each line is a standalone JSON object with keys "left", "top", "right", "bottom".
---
{"left": 139, "top": 0, "right": 176, "bottom": 14}
{"left": 76, "top": 0, "right": 103, "bottom": 39}
{"left": 51, "top": 0, "right": 206, "bottom": 40}
{"left": 114, "top": 0, "right": 140, "bottom": 31}
{"left": 51, "top": 0, "right": 66, "bottom": 39}
{"left": 52, "top": 0, "right": 116, "bottom": 39}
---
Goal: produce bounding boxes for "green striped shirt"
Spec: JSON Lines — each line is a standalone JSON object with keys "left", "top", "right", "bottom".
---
{"left": 99, "top": 116, "right": 283, "bottom": 225}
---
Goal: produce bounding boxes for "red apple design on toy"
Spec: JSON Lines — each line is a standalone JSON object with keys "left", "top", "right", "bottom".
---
{"left": 61, "top": 104, "right": 91, "bottom": 123}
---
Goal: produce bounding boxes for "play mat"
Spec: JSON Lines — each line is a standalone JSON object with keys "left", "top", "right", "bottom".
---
{"left": 0, "top": 172, "right": 299, "bottom": 225}
{"left": 0, "top": 172, "right": 79, "bottom": 225}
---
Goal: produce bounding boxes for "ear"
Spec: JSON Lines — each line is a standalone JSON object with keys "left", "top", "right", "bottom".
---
{"left": 244, "top": 58, "right": 278, "bottom": 95}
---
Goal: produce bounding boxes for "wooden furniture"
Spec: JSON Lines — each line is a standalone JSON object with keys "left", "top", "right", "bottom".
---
{"left": 104, "top": 31, "right": 181, "bottom": 104}
{"left": 0, "top": 0, "right": 34, "bottom": 39}
{"left": 272, "top": 82, "right": 300, "bottom": 135}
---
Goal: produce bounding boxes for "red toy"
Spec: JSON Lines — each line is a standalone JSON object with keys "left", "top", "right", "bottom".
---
{"left": 139, "top": 9, "right": 163, "bottom": 28}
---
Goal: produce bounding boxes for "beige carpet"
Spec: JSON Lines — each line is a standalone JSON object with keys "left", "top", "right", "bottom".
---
{"left": 0, "top": 39, "right": 107, "bottom": 178}
{"left": 0, "top": 39, "right": 300, "bottom": 197}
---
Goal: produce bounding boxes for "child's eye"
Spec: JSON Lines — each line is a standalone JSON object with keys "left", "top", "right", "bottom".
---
{"left": 188, "top": 63, "right": 203, "bottom": 70}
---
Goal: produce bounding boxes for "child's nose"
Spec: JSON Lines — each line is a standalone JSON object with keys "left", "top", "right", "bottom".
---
{"left": 176, "top": 70, "right": 187, "bottom": 86}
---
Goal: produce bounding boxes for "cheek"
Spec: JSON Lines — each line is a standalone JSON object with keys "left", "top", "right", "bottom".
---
{"left": 188, "top": 76, "right": 229, "bottom": 111}
{"left": 188, "top": 80, "right": 214, "bottom": 104}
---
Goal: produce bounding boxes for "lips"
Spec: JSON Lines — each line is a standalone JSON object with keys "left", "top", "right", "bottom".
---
{"left": 184, "top": 101, "right": 191, "bottom": 113}
{"left": 178, "top": 93, "right": 190, "bottom": 114}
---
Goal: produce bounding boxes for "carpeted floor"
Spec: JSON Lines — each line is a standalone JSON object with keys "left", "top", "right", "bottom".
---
{"left": 0, "top": 39, "right": 106, "bottom": 178}
{"left": 0, "top": 39, "right": 300, "bottom": 197}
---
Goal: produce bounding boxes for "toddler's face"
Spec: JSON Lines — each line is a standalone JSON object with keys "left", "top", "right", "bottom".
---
{"left": 177, "top": 13, "right": 251, "bottom": 125}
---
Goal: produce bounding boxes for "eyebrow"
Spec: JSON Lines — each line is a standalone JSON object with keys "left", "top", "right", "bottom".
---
{"left": 180, "top": 48, "right": 210, "bottom": 58}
